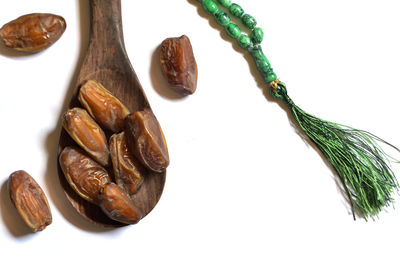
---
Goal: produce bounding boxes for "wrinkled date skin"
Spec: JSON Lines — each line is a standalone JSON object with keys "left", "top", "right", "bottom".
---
{"left": 99, "top": 183, "right": 142, "bottom": 224}
{"left": 0, "top": 13, "right": 66, "bottom": 52}
{"left": 63, "top": 107, "right": 110, "bottom": 166}
{"left": 59, "top": 147, "right": 111, "bottom": 204}
{"left": 110, "top": 132, "right": 145, "bottom": 195}
{"left": 125, "top": 109, "right": 169, "bottom": 173}
{"left": 160, "top": 35, "right": 198, "bottom": 95}
{"left": 8, "top": 170, "right": 52, "bottom": 232}
{"left": 79, "top": 80, "right": 130, "bottom": 133}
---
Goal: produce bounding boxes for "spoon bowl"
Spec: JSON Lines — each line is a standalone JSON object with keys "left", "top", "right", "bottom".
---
{"left": 58, "top": 0, "right": 166, "bottom": 227}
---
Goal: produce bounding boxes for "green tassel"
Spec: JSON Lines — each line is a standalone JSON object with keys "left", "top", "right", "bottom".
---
{"left": 272, "top": 82, "right": 399, "bottom": 219}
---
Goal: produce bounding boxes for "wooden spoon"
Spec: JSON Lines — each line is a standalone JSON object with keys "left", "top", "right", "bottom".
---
{"left": 57, "top": 0, "right": 166, "bottom": 227}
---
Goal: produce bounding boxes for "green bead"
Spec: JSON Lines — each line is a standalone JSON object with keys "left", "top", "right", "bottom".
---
{"left": 251, "top": 27, "right": 264, "bottom": 44}
{"left": 241, "top": 14, "right": 257, "bottom": 29}
{"left": 250, "top": 46, "right": 270, "bottom": 66}
{"left": 257, "top": 60, "right": 272, "bottom": 76}
{"left": 229, "top": 3, "right": 244, "bottom": 18}
{"left": 237, "top": 34, "right": 253, "bottom": 49}
{"left": 214, "top": 10, "right": 231, "bottom": 26}
{"left": 266, "top": 72, "right": 278, "bottom": 83}
{"left": 217, "top": 0, "right": 232, "bottom": 8}
{"left": 257, "top": 60, "right": 277, "bottom": 83}
{"left": 202, "top": 0, "right": 219, "bottom": 14}
{"left": 226, "top": 23, "right": 241, "bottom": 39}
{"left": 250, "top": 46, "right": 277, "bottom": 82}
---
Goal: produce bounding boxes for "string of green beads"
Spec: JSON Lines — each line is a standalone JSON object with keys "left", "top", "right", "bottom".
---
{"left": 199, "top": 0, "right": 277, "bottom": 83}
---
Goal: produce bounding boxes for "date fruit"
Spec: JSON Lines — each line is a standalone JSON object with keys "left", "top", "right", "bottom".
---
{"left": 8, "top": 170, "right": 52, "bottom": 232}
{"left": 59, "top": 147, "right": 111, "bottom": 204}
{"left": 160, "top": 35, "right": 198, "bottom": 95}
{"left": 125, "top": 109, "right": 169, "bottom": 173}
{"left": 110, "top": 132, "right": 145, "bottom": 195}
{"left": 0, "top": 13, "right": 66, "bottom": 52}
{"left": 63, "top": 107, "right": 110, "bottom": 166}
{"left": 79, "top": 80, "right": 130, "bottom": 133}
{"left": 99, "top": 183, "right": 142, "bottom": 224}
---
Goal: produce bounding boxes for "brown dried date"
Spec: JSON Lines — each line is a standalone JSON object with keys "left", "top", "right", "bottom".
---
{"left": 8, "top": 170, "right": 52, "bottom": 232}
{"left": 62, "top": 107, "right": 110, "bottom": 166}
{"left": 79, "top": 80, "right": 130, "bottom": 133}
{"left": 160, "top": 35, "right": 198, "bottom": 95}
{"left": 0, "top": 13, "right": 66, "bottom": 52}
{"left": 99, "top": 183, "right": 142, "bottom": 224}
{"left": 125, "top": 109, "right": 169, "bottom": 173}
{"left": 59, "top": 147, "right": 111, "bottom": 204}
{"left": 110, "top": 132, "right": 145, "bottom": 195}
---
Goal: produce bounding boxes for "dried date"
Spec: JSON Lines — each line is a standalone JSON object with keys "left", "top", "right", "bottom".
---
{"left": 99, "top": 183, "right": 142, "bottom": 224}
{"left": 160, "top": 35, "right": 198, "bottom": 95}
{"left": 0, "top": 13, "right": 66, "bottom": 52}
{"left": 62, "top": 107, "right": 110, "bottom": 166}
{"left": 8, "top": 170, "right": 52, "bottom": 232}
{"left": 79, "top": 80, "right": 130, "bottom": 133}
{"left": 110, "top": 132, "right": 145, "bottom": 195}
{"left": 59, "top": 147, "right": 111, "bottom": 204}
{"left": 125, "top": 109, "right": 169, "bottom": 173}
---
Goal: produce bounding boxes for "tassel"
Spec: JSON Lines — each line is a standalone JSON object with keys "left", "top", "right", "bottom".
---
{"left": 271, "top": 81, "right": 399, "bottom": 219}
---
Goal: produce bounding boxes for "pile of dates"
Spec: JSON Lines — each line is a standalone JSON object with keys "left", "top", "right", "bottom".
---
{"left": 59, "top": 80, "right": 169, "bottom": 224}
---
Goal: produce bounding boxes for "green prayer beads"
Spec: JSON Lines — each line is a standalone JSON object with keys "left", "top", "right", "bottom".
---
{"left": 194, "top": 0, "right": 400, "bottom": 220}
{"left": 198, "top": 0, "right": 277, "bottom": 83}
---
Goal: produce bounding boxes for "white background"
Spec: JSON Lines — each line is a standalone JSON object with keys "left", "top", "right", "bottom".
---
{"left": 1, "top": 0, "right": 400, "bottom": 266}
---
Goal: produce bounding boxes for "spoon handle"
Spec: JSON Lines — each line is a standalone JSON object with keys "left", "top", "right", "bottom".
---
{"left": 88, "top": 0, "right": 125, "bottom": 57}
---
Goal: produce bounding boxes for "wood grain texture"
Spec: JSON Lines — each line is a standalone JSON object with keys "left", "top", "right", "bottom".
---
{"left": 58, "top": 0, "right": 166, "bottom": 227}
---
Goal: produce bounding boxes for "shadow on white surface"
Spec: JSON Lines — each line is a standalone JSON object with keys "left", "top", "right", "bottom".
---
{"left": 0, "top": 180, "right": 35, "bottom": 237}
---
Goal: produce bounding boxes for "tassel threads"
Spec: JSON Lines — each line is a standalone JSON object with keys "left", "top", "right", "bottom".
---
{"left": 272, "top": 82, "right": 399, "bottom": 219}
